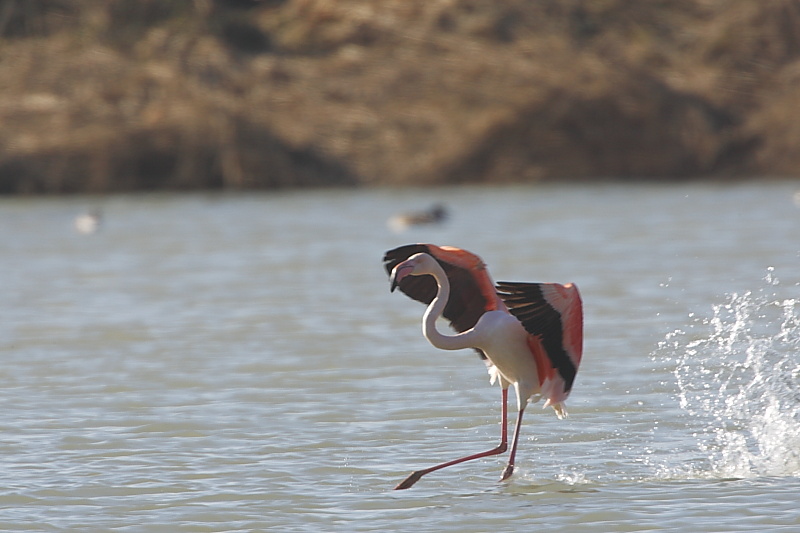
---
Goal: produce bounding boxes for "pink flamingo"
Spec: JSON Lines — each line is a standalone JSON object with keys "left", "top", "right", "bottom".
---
{"left": 384, "top": 244, "right": 583, "bottom": 489}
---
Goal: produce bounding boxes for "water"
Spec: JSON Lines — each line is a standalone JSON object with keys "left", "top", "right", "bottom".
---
{"left": 658, "top": 272, "right": 800, "bottom": 479}
{"left": 1, "top": 183, "right": 799, "bottom": 531}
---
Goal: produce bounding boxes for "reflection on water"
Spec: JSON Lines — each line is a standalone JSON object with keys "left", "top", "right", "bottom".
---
{"left": 1, "top": 184, "right": 800, "bottom": 531}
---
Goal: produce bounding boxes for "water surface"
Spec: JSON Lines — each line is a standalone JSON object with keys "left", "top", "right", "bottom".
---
{"left": 1, "top": 183, "right": 799, "bottom": 531}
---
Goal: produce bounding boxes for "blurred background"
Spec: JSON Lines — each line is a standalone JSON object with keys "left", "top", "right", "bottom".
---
{"left": 1, "top": 0, "right": 799, "bottom": 194}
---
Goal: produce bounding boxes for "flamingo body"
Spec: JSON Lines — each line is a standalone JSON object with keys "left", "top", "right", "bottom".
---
{"left": 384, "top": 243, "right": 583, "bottom": 489}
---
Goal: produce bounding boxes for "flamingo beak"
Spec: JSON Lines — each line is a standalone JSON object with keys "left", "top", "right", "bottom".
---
{"left": 390, "top": 263, "right": 413, "bottom": 292}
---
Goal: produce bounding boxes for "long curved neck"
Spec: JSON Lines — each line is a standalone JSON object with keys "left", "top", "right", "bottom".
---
{"left": 422, "top": 262, "right": 477, "bottom": 351}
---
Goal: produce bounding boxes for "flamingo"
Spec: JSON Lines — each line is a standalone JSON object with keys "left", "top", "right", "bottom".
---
{"left": 384, "top": 243, "right": 583, "bottom": 489}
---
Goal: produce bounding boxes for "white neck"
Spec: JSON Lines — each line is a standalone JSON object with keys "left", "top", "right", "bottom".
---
{"left": 422, "top": 262, "right": 478, "bottom": 351}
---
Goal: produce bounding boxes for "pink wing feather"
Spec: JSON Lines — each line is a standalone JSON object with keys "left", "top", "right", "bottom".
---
{"left": 496, "top": 281, "right": 583, "bottom": 406}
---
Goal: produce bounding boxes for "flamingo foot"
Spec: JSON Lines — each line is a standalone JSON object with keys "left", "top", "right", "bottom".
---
{"left": 394, "top": 470, "right": 425, "bottom": 490}
{"left": 499, "top": 464, "right": 515, "bottom": 482}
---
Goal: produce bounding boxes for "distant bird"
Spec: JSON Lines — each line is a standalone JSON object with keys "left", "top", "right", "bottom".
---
{"left": 74, "top": 209, "right": 102, "bottom": 234}
{"left": 384, "top": 244, "right": 583, "bottom": 489}
{"left": 388, "top": 204, "right": 448, "bottom": 233}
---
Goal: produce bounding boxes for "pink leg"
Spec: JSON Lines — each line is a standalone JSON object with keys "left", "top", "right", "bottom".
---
{"left": 394, "top": 388, "right": 510, "bottom": 490}
{"left": 499, "top": 406, "right": 525, "bottom": 481}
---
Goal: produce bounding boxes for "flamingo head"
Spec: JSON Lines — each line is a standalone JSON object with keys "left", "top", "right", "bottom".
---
{"left": 389, "top": 252, "right": 437, "bottom": 292}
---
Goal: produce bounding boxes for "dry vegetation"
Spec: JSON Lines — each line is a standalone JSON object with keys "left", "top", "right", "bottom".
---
{"left": 1, "top": 0, "right": 799, "bottom": 193}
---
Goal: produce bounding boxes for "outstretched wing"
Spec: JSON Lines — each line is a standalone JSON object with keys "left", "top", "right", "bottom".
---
{"left": 383, "top": 244, "right": 504, "bottom": 334}
{"left": 496, "top": 281, "right": 583, "bottom": 402}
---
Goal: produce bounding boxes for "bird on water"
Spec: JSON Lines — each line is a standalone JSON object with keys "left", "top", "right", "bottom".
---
{"left": 387, "top": 203, "right": 448, "bottom": 233}
{"left": 384, "top": 243, "right": 583, "bottom": 489}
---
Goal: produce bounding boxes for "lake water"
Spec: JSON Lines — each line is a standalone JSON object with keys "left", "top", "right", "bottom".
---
{"left": 1, "top": 182, "right": 799, "bottom": 531}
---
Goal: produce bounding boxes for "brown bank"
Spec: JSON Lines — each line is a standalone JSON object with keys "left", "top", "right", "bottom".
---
{"left": 1, "top": 0, "right": 799, "bottom": 194}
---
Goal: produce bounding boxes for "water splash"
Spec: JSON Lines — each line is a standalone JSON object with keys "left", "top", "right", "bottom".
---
{"left": 658, "top": 269, "right": 800, "bottom": 478}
